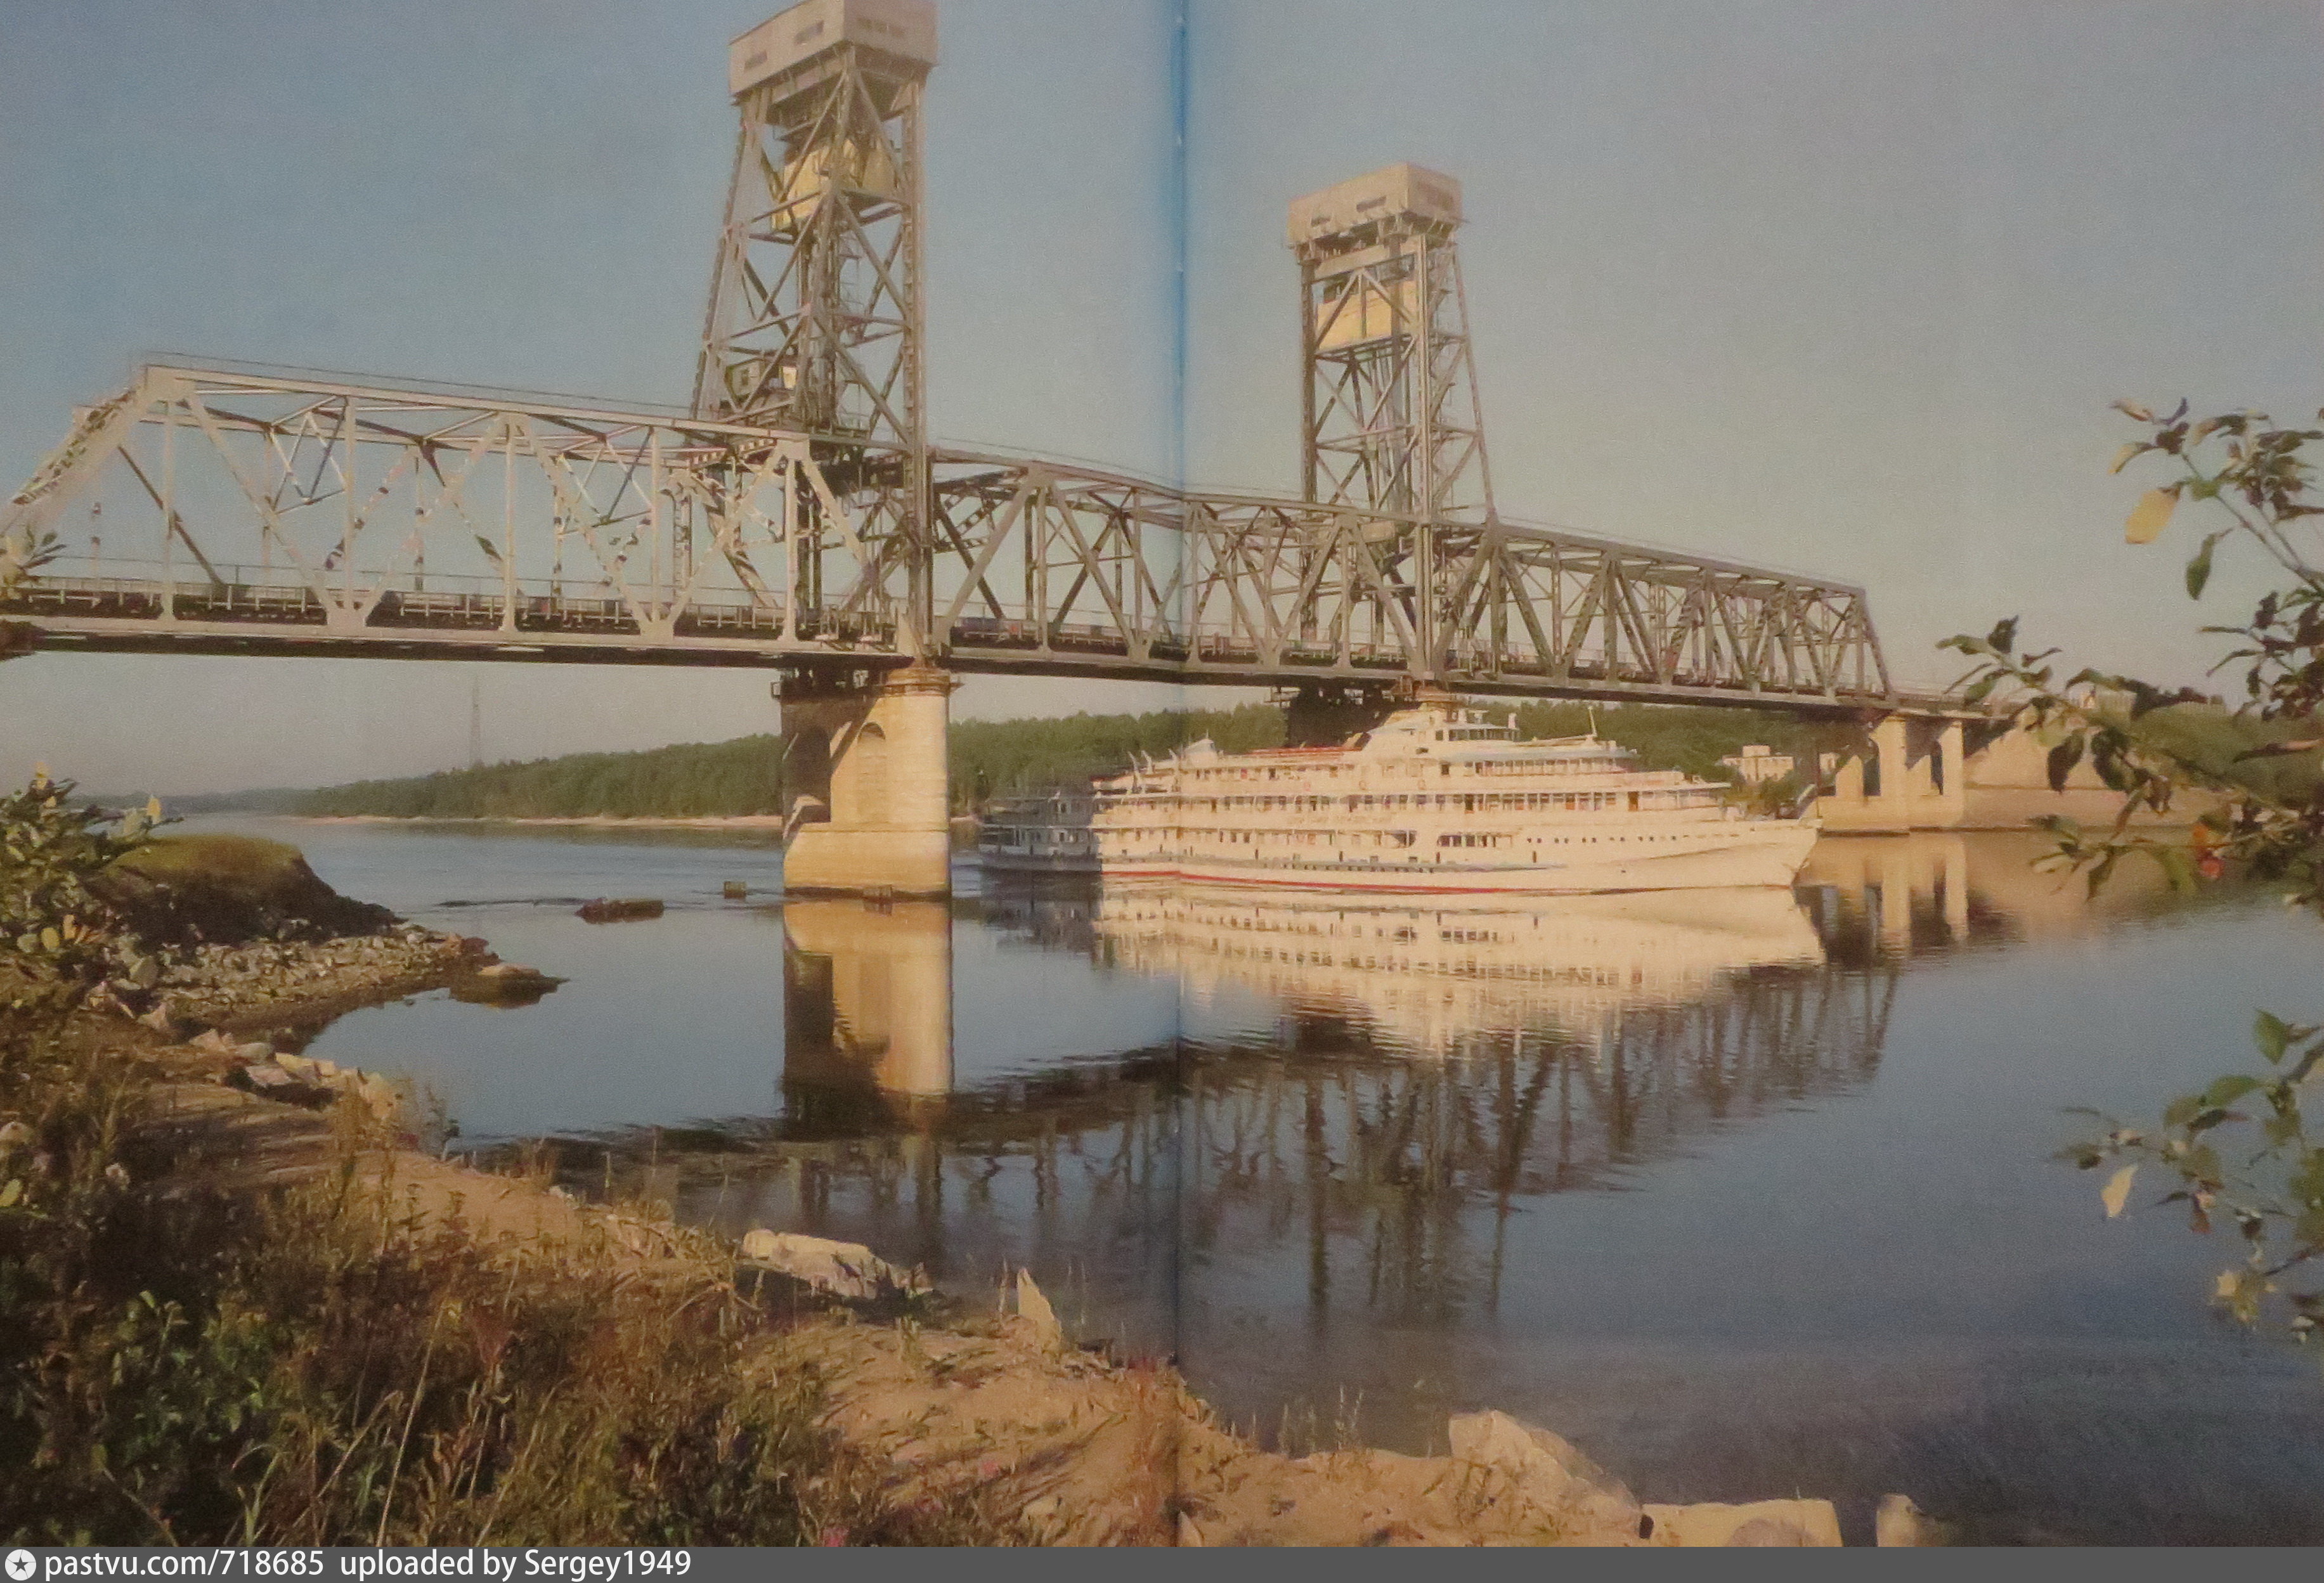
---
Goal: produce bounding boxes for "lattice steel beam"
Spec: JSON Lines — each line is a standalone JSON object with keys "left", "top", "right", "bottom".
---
{"left": 2, "top": 365, "right": 1892, "bottom": 708}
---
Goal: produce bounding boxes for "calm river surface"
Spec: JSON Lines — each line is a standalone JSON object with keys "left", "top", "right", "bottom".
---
{"left": 198, "top": 816, "right": 2324, "bottom": 1544}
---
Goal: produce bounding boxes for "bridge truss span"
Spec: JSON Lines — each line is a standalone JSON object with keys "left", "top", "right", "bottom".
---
{"left": 3, "top": 363, "right": 1892, "bottom": 709}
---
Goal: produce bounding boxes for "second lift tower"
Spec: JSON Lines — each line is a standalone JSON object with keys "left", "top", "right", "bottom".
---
{"left": 1289, "top": 163, "right": 1495, "bottom": 526}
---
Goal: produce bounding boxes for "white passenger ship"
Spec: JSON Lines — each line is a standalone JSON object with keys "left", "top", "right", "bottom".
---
{"left": 978, "top": 700, "right": 1817, "bottom": 894}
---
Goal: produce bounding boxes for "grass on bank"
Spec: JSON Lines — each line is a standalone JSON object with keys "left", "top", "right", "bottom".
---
{"left": 0, "top": 1012, "right": 1018, "bottom": 1546}
{"left": 109, "top": 834, "right": 307, "bottom": 888}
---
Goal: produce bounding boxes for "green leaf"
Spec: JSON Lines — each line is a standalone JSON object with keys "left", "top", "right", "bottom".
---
{"left": 2164, "top": 1095, "right": 2201, "bottom": 1128}
{"left": 2203, "top": 1075, "right": 2263, "bottom": 1109}
{"left": 2046, "top": 735, "right": 2086, "bottom": 793}
{"left": 2257, "top": 1011, "right": 2294, "bottom": 1064}
{"left": 2085, "top": 850, "right": 2119, "bottom": 899}
{"left": 2297, "top": 1206, "right": 2324, "bottom": 1250}
{"left": 1986, "top": 616, "right": 2020, "bottom": 656}
{"left": 2185, "top": 531, "right": 2225, "bottom": 599}
{"left": 2154, "top": 844, "right": 2195, "bottom": 895}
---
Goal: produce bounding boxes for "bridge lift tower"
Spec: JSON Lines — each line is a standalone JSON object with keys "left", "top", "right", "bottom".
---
{"left": 702, "top": 0, "right": 935, "bottom": 640}
{"left": 1283, "top": 163, "right": 1494, "bottom": 740}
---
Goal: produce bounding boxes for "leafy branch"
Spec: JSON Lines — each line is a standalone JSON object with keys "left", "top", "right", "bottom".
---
{"left": 2065, "top": 1012, "right": 2324, "bottom": 1340}
{"left": 1941, "top": 400, "right": 2324, "bottom": 912}
{"left": 1990, "top": 399, "right": 2324, "bottom": 1347}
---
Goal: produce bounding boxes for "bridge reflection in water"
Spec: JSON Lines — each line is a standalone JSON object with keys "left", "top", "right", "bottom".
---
{"left": 625, "top": 845, "right": 2045, "bottom": 1366}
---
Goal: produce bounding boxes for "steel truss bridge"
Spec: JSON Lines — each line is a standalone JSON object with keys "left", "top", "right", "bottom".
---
{"left": 3, "top": 1, "right": 1901, "bottom": 714}
{"left": 2, "top": 363, "right": 1890, "bottom": 711}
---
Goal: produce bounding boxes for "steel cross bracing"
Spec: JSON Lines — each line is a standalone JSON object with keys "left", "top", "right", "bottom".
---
{"left": 1, "top": 365, "right": 1890, "bottom": 708}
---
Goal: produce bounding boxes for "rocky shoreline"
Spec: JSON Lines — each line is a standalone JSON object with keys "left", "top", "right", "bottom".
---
{"left": 87, "top": 925, "right": 481, "bottom": 1033}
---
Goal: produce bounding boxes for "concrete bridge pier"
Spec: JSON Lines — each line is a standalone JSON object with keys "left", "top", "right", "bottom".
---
{"left": 1814, "top": 712, "right": 1968, "bottom": 832}
{"left": 778, "top": 662, "right": 959, "bottom": 898}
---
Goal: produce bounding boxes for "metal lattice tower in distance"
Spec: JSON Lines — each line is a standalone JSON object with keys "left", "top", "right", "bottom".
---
{"left": 1290, "top": 164, "right": 1494, "bottom": 524}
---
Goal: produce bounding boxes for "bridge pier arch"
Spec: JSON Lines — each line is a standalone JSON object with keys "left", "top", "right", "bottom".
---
{"left": 1814, "top": 710, "right": 1970, "bottom": 833}
{"left": 779, "top": 661, "right": 958, "bottom": 898}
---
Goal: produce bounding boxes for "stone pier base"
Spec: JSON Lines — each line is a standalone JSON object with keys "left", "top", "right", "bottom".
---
{"left": 780, "top": 662, "right": 958, "bottom": 898}
{"left": 1814, "top": 713, "right": 1967, "bottom": 832}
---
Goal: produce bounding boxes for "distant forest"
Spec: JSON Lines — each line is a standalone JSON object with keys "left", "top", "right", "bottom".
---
{"left": 297, "top": 736, "right": 789, "bottom": 821}
{"left": 283, "top": 700, "right": 1838, "bottom": 821}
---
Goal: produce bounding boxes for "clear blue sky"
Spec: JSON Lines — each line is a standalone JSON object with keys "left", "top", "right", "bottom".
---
{"left": 4, "top": 0, "right": 2319, "bottom": 792}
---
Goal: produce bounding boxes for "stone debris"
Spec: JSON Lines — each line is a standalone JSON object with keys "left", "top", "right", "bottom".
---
{"left": 1876, "top": 1492, "right": 1956, "bottom": 1547}
{"left": 82, "top": 927, "right": 477, "bottom": 1029}
{"left": 449, "top": 960, "right": 566, "bottom": 1004}
{"left": 220, "top": 1051, "right": 403, "bottom": 1126}
{"left": 786, "top": 1293, "right": 1892, "bottom": 1549}
{"left": 1639, "top": 1497, "right": 1843, "bottom": 1547}
{"left": 739, "top": 1229, "right": 928, "bottom": 1300}
{"left": 1446, "top": 1409, "right": 1642, "bottom": 1542}
{"left": 577, "top": 897, "right": 664, "bottom": 923}
{"left": 1013, "top": 1267, "right": 1063, "bottom": 1352}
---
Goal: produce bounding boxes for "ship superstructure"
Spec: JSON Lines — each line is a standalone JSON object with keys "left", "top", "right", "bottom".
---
{"left": 978, "top": 699, "right": 1817, "bottom": 894}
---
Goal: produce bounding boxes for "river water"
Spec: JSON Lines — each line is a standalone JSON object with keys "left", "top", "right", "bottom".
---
{"left": 197, "top": 816, "right": 2324, "bottom": 1544}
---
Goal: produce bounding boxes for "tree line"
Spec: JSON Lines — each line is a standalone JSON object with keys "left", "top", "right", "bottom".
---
{"left": 284, "top": 699, "right": 1845, "bottom": 820}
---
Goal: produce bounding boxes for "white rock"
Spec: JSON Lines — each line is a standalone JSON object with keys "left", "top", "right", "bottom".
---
{"left": 738, "top": 1229, "right": 925, "bottom": 1300}
{"left": 1448, "top": 1409, "right": 1641, "bottom": 1541}
{"left": 1876, "top": 1494, "right": 1952, "bottom": 1547}
{"left": 1015, "top": 1268, "right": 1062, "bottom": 1351}
{"left": 1640, "top": 1499, "right": 1843, "bottom": 1547}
